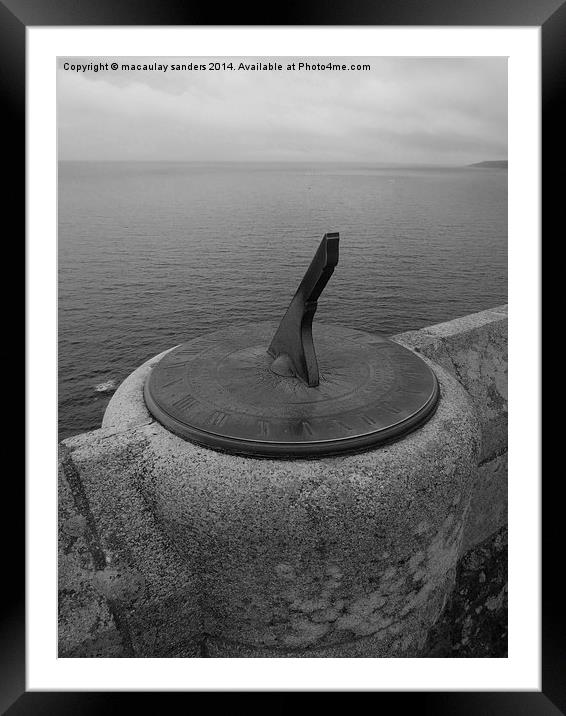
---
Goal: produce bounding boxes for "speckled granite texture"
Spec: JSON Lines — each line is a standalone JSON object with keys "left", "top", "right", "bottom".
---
{"left": 59, "top": 306, "right": 507, "bottom": 657}
{"left": 395, "top": 305, "right": 507, "bottom": 550}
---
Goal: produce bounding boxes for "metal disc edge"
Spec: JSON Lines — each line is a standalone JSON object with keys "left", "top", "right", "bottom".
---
{"left": 143, "top": 361, "right": 440, "bottom": 459}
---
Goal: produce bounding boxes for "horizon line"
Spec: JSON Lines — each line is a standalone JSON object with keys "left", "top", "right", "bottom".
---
{"left": 58, "top": 158, "right": 508, "bottom": 166}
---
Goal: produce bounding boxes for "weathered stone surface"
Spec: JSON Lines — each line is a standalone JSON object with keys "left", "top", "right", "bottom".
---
{"left": 394, "top": 305, "right": 507, "bottom": 462}
{"left": 101, "top": 347, "right": 175, "bottom": 431}
{"left": 395, "top": 306, "right": 507, "bottom": 552}
{"left": 94, "top": 360, "right": 479, "bottom": 656}
{"left": 59, "top": 430, "right": 202, "bottom": 657}
{"left": 204, "top": 586, "right": 449, "bottom": 657}
{"left": 422, "top": 526, "right": 507, "bottom": 657}
{"left": 58, "top": 458, "right": 126, "bottom": 657}
{"left": 462, "top": 451, "right": 508, "bottom": 552}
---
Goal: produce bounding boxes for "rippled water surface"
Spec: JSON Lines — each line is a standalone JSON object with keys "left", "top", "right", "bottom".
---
{"left": 58, "top": 161, "right": 507, "bottom": 439}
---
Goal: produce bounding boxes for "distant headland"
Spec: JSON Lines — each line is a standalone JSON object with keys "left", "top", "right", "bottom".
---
{"left": 468, "top": 160, "right": 508, "bottom": 169}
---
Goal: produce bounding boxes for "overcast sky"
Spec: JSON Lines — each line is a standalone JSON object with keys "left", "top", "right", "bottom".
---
{"left": 57, "top": 57, "right": 507, "bottom": 165}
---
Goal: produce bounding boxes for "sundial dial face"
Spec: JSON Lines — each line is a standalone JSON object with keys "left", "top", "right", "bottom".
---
{"left": 144, "top": 233, "right": 440, "bottom": 457}
{"left": 144, "top": 322, "right": 439, "bottom": 457}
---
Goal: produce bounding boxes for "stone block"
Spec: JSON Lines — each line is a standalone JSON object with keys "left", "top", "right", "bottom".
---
{"left": 59, "top": 429, "right": 202, "bottom": 657}
{"left": 395, "top": 306, "right": 507, "bottom": 462}
{"left": 117, "top": 361, "right": 480, "bottom": 655}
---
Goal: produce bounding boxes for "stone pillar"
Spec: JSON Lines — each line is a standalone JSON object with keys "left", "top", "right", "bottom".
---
{"left": 59, "top": 306, "right": 508, "bottom": 658}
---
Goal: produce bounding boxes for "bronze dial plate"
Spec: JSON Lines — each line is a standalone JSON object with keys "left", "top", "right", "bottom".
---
{"left": 144, "top": 321, "right": 439, "bottom": 457}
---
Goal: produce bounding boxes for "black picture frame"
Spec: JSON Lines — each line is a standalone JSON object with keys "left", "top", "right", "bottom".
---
{"left": 9, "top": 0, "right": 556, "bottom": 709}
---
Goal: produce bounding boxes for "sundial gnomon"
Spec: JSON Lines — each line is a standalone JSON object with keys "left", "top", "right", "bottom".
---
{"left": 144, "top": 233, "right": 439, "bottom": 457}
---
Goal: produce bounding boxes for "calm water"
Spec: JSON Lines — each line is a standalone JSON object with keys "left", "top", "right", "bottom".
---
{"left": 58, "top": 161, "right": 507, "bottom": 439}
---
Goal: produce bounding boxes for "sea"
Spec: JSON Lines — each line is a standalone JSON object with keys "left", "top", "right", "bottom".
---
{"left": 58, "top": 161, "right": 507, "bottom": 440}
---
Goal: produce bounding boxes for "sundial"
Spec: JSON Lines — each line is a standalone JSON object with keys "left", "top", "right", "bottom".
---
{"left": 144, "top": 233, "right": 439, "bottom": 457}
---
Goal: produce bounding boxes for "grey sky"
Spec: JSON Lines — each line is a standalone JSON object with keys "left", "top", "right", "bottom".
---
{"left": 57, "top": 57, "right": 507, "bottom": 165}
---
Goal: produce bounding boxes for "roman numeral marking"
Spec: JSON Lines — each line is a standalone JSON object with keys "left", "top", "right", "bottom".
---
{"left": 360, "top": 413, "right": 377, "bottom": 426}
{"left": 209, "top": 411, "right": 227, "bottom": 427}
{"left": 301, "top": 421, "right": 313, "bottom": 436}
{"left": 172, "top": 395, "right": 197, "bottom": 412}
